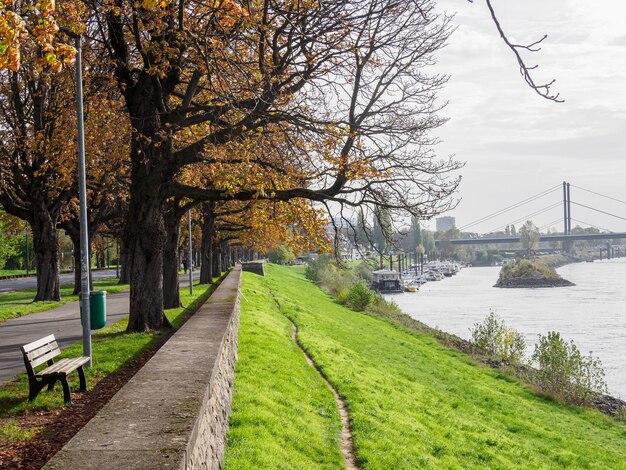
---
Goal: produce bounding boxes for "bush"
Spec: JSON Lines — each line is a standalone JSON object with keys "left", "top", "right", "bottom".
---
{"left": 531, "top": 331, "right": 607, "bottom": 405}
{"left": 354, "top": 262, "right": 374, "bottom": 282}
{"left": 268, "top": 245, "right": 296, "bottom": 265}
{"left": 470, "top": 312, "right": 526, "bottom": 364}
{"left": 499, "top": 259, "right": 559, "bottom": 281}
{"left": 318, "top": 264, "right": 355, "bottom": 296}
{"left": 346, "top": 281, "right": 373, "bottom": 311}
{"left": 304, "top": 256, "right": 331, "bottom": 283}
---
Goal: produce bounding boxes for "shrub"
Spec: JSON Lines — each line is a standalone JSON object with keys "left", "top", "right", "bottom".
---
{"left": 366, "top": 292, "right": 402, "bottom": 315}
{"left": 304, "top": 256, "right": 331, "bottom": 283}
{"left": 268, "top": 245, "right": 296, "bottom": 265}
{"left": 346, "top": 281, "right": 373, "bottom": 311}
{"left": 470, "top": 312, "right": 526, "bottom": 364}
{"left": 354, "top": 262, "right": 374, "bottom": 282}
{"left": 499, "top": 259, "right": 559, "bottom": 281}
{"left": 318, "top": 264, "right": 355, "bottom": 296}
{"left": 531, "top": 331, "right": 607, "bottom": 405}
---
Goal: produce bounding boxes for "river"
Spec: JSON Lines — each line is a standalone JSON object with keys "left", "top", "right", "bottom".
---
{"left": 390, "top": 258, "right": 626, "bottom": 399}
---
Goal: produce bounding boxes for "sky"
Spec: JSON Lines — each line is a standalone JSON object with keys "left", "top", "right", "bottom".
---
{"left": 423, "top": 0, "right": 626, "bottom": 233}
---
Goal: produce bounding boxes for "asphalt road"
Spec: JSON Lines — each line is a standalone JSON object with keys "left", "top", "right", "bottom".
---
{"left": 0, "top": 271, "right": 200, "bottom": 385}
{"left": 0, "top": 269, "right": 119, "bottom": 293}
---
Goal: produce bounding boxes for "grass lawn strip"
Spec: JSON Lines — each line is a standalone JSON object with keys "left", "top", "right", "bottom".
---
{"left": 224, "top": 272, "right": 344, "bottom": 470}
{"left": 0, "top": 277, "right": 222, "bottom": 468}
{"left": 0, "top": 279, "right": 129, "bottom": 324}
{"left": 228, "top": 265, "right": 626, "bottom": 469}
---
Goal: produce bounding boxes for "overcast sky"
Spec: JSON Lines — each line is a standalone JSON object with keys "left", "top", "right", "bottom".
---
{"left": 424, "top": 0, "right": 626, "bottom": 233}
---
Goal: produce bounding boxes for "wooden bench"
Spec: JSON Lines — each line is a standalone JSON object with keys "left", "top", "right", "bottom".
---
{"left": 21, "top": 335, "right": 89, "bottom": 404}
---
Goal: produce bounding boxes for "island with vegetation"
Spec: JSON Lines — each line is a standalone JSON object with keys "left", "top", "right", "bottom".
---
{"left": 495, "top": 258, "right": 575, "bottom": 288}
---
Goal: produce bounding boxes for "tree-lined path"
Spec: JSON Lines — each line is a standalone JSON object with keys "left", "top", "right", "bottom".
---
{"left": 0, "top": 272, "right": 199, "bottom": 385}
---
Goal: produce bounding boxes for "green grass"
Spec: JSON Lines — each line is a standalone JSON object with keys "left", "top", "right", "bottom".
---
{"left": 224, "top": 273, "right": 344, "bottom": 469}
{"left": 0, "top": 279, "right": 128, "bottom": 324}
{"left": 225, "top": 265, "right": 626, "bottom": 469}
{"left": 0, "top": 279, "right": 219, "bottom": 426}
{"left": 0, "top": 270, "right": 30, "bottom": 277}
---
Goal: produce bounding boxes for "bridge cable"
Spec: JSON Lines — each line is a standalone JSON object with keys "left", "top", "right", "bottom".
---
{"left": 459, "top": 184, "right": 561, "bottom": 231}
{"left": 488, "top": 201, "right": 562, "bottom": 234}
{"left": 538, "top": 218, "right": 565, "bottom": 232}
{"left": 569, "top": 218, "right": 614, "bottom": 234}
{"left": 569, "top": 201, "right": 626, "bottom": 222}
{"left": 571, "top": 185, "right": 626, "bottom": 205}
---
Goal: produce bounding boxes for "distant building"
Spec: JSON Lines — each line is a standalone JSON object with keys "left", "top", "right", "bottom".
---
{"left": 436, "top": 216, "right": 456, "bottom": 232}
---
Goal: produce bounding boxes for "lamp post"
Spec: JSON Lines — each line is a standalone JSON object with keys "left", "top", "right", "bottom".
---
{"left": 188, "top": 209, "right": 193, "bottom": 295}
{"left": 24, "top": 228, "right": 29, "bottom": 276}
{"left": 75, "top": 36, "right": 92, "bottom": 366}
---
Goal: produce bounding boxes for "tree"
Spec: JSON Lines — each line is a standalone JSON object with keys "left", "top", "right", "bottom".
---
{"left": 87, "top": 0, "right": 461, "bottom": 330}
{"left": 355, "top": 210, "right": 370, "bottom": 248}
{"left": 268, "top": 245, "right": 296, "bottom": 265}
{"left": 0, "top": 26, "right": 79, "bottom": 300}
{"left": 410, "top": 216, "right": 423, "bottom": 252}
{"left": 372, "top": 207, "right": 393, "bottom": 253}
{"left": 519, "top": 220, "right": 540, "bottom": 254}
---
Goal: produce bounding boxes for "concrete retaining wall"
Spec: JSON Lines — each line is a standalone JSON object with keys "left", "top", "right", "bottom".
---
{"left": 45, "top": 268, "right": 242, "bottom": 470}
{"left": 241, "top": 261, "right": 265, "bottom": 276}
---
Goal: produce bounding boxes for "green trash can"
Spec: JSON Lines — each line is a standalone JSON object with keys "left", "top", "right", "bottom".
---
{"left": 80, "top": 290, "right": 107, "bottom": 330}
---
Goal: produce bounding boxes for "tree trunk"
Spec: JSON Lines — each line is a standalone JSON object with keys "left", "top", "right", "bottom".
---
{"left": 162, "top": 207, "right": 182, "bottom": 309}
{"left": 118, "top": 236, "right": 130, "bottom": 284}
{"left": 199, "top": 202, "right": 215, "bottom": 284}
{"left": 126, "top": 184, "right": 169, "bottom": 331}
{"left": 124, "top": 75, "right": 172, "bottom": 332}
{"left": 32, "top": 201, "right": 60, "bottom": 301}
{"left": 212, "top": 240, "right": 221, "bottom": 277}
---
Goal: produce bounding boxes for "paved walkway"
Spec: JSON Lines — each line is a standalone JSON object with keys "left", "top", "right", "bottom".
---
{"left": 0, "top": 272, "right": 199, "bottom": 385}
{"left": 0, "top": 269, "right": 118, "bottom": 293}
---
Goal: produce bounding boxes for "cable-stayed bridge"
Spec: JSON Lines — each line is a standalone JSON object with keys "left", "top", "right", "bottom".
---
{"left": 435, "top": 182, "right": 626, "bottom": 250}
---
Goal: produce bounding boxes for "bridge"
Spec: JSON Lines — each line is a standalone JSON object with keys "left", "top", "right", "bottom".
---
{"left": 442, "top": 232, "right": 626, "bottom": 246}
{"left": 435, "top": 182, "right": 626, "bottom": 251}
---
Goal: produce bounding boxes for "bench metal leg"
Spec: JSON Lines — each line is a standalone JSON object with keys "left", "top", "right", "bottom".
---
{"left": 78, "top": 366, "right": 87, "bottom": 391}
{"left": 28, "top": 380, "right": 44, "bottom": 402}
{"left": 60, "top": 377, "right": 72, "bottom": 404}
{"left": 47, "top": 378, "right": 57, "bottom": 392}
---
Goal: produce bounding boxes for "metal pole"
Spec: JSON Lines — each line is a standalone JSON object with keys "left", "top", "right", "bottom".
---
{"left": 116, "top": 239, "right": 119, "bottom": 279}
{"left": 76, "top": 37, "right": 92, "bottom": 366}
{"left": 566, "top": 182, "right": 572, "bottom": 234}
{"left": 562, "top": 181, "right": 568, "bottom": 235}
{"left": 25, "top": 229, "right": 29, "bottom": 276}
{"left": 188, "top": 209, "right": 193, "bottom": 295}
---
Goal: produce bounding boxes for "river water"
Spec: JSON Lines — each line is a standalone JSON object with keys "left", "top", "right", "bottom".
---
{"left": 390, "top": 259, "right": 626, "bottom": 399}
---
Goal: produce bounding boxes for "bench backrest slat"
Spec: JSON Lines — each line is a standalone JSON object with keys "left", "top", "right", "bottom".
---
{"left": 22, "top": 335, "right": 61, "bottom": 369}
{"left": 22, "top": 334, "right": 56, "bottom": 353}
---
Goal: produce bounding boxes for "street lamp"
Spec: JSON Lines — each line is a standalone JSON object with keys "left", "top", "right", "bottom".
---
{"left": 75, "top": 36, "right": 92, "bottom": 366}
{"left": 188, "top": 209, "right": 193, "bottom": 295}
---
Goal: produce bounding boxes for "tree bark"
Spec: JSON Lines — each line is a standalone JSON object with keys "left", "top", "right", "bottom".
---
{"left": 32, "top": 200, "right": 60, "bottom": 302}
{"left": 69, "top": 232, "right": 94, "bottom": 295}
{"left": 212, "top": 240, "right": 221, "bottom": 277}
{"left": 123, "top": 74, "right": 172, "bottom": 332}
{"left": 118, "top": 236, "right": 130, "bottom": 284}
{"left": 199, "top": 202, "right": 215, "bottom": 284}
{"left": 126, "top": 181, "right": 169, "bottom": 331}
{"left": 162, "top": 207, "right": 182, "bottom": 309}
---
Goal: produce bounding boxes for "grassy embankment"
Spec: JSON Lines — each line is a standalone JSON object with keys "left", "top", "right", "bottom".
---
{"left": 0, "top": 279, "right": 129, "bottom": 324}
{"left": 0, "top": 278, "right": 220, "bottom": 441}
{"left": 225, "top": 264, "right": 626, "bottom": 469}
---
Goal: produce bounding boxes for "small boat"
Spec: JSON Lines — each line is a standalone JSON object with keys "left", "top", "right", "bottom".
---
{"left": 405, "top": 284, "right": 419, "bottom": 293}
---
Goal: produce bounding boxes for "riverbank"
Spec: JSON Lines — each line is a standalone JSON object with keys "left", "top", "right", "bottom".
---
{"left": 225, "top": 265, "right": 626, "bottom": 468}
